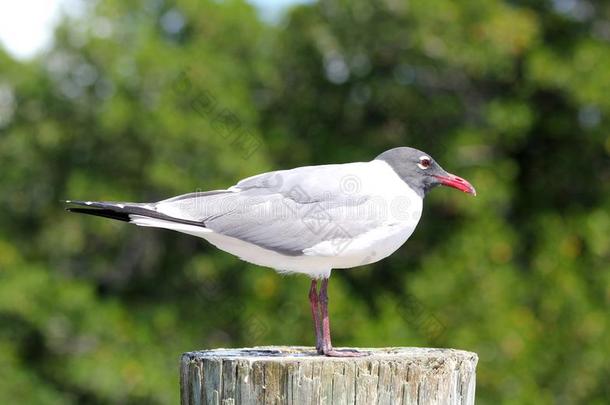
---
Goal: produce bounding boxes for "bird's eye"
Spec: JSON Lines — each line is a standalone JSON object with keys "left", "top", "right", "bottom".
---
{"left": 418, "top": 156, "right": 431, "bottom": 170}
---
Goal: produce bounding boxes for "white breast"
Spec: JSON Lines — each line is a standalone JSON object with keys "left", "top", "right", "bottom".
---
{"left": 302, "top": 160, "right": 423, "bottom": 269}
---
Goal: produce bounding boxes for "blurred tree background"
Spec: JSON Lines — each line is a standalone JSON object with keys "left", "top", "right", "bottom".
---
{"left": 0, "top": 0, "right": 608, "bottom": 403}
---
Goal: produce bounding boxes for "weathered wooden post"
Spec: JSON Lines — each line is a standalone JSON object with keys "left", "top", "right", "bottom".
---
{"left": 180, "top": 346, "right": 478, "bottom": 404}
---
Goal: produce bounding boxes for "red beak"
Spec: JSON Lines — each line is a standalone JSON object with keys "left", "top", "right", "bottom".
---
{"left": 434, "top": 173, "right": 477, "bottom": 196}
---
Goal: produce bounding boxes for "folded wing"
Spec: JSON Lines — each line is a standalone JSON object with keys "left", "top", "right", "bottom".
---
{"left": 154, "top": 164, "right": 387, "bottom": 255}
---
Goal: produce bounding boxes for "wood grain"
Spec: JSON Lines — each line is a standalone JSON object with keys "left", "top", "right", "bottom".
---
{"left": 180, "top": 346, "right": 478, "bottom": 405}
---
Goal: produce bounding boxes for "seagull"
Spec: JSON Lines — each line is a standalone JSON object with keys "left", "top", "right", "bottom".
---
{"left": 66, "top": 147, "right": 475, "bottom": 357}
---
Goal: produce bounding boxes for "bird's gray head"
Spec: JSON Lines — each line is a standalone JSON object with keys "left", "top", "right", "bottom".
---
{"left": 375, "top": 147, "right": 476, "bottom": 198}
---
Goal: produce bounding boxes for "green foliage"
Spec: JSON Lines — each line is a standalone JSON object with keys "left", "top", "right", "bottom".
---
{"left": 0, "top": 0, "right": 608, "bottom": 403}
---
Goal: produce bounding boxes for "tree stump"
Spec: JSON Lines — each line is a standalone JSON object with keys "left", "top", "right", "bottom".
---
{"left": 180, "top": 346, "right": 478, "bottom": 405}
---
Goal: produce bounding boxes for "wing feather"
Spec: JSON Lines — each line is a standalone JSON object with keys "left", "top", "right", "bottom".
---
{"left": 153, "top": 163, "right": 388, "bottom": 255}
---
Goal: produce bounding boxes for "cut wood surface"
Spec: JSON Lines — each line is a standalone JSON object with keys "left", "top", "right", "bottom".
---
{"left": 180, "top": 346, "right": 478, "bottom": 405}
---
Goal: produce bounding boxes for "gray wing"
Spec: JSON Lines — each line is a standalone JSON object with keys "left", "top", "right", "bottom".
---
{"left": 154, "top": 167, "right": 384, "bottom": 255}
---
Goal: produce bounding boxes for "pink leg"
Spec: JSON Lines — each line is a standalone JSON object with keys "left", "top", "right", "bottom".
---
{"left": 308, "top": 279, "right": 322, "bottom": 353}
{"left": 319, "top": 278, "right": 368, "bottom": 357}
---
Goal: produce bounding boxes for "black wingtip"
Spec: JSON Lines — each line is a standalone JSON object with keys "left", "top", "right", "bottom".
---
{"left": 64, "top": 200, "right": 208, "bottom": 228}
{"left": 66, "top": 207, "right": 131, "bottom": 222}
